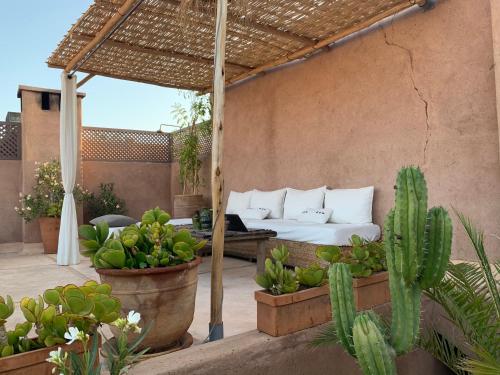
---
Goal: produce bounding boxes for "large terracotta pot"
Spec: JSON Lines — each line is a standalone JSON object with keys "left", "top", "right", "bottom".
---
{"left": 38, "top": 217, "right": 60, "bottom": 254}
{"left": 173, "top": 194, "right": 204, "bottom": 218}
{"left": 96, "top": 257, "right": 201, "bottom": 352}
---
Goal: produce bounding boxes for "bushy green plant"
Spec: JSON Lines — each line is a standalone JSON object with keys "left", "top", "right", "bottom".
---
{"left": 15, "top": 160, "right": 90, "bottom": 222}
{"left": 0, "top": 281, "right": 121, "bottom": 358}
{"left": 316, "top": 234, "right": 387, "bottom": 278}
{"left": 255, "top": 245, "right": 299, "bottom": 295}
{"left": 422, "top": 212, "right": 500, "bottom": 375}
{"left": 85, "top": 183, "right": 127, "bottom": 220}
{"left": 79, "top": 207, "right": 206, "bottom": 269}
{"left": 315, "top": 166, "right": 452, "bottom": 375}
{"left": 171, "top": 93, "right": 211, "bottom": 195}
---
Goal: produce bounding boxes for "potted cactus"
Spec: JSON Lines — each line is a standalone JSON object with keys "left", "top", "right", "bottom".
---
{"left": 324, "top": 166, "right": 452, "bottom": 375}
{"left": 0, "top": 281, "right": 120, "bottom": 375}
{"left": 79, "top": 207, "right": 207, "bottom": 352}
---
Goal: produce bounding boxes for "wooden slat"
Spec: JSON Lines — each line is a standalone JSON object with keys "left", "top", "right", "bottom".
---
{"left": 77, "top": 73, "right": 95, "bottom": 88}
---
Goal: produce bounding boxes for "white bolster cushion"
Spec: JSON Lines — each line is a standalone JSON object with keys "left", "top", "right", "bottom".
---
{"left": 239, "top": 208, "right": 271, "bottom": 220}
{"left": 297, "top": 208, "right": 333, "bottom": 224}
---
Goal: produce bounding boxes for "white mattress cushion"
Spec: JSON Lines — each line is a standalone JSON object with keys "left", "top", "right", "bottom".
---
{"left": 245, "top": 219, "right": 380, "bottom": 246}
{"left": 297, "top": 208, "right": 332, "bottom": 224}
{"left": 250, "top": 189, "right": 286, "bottom": 219}
{"left": 226, "top": 190, "right": 253, "bottom": 214}
{"left": 283, "top": 186, "right": 326, "bottom": 219}
{"left": 325, "top": 186, "right": 374, "bottom": 224}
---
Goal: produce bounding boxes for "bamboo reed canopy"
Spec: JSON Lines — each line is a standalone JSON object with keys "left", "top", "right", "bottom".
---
{"left": 48, "top": 0, "right": 425, "bottom": 92}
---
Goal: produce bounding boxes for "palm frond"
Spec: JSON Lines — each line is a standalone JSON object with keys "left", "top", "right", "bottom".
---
{"left": 311, "top": 322, "right": 338, "bottom": 347}
{"left": 421, "top": 329, "right": 468, "bottom": 375}
{"left": 460, "top": 345, "right": 500, "bottom": 375}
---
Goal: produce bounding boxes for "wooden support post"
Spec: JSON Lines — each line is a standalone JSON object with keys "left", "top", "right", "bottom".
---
{"left": 490, "top": 0, "right": 500, "bottom": 161}
{"left": 209, "top": 0, "right": 228, "bottom": 342}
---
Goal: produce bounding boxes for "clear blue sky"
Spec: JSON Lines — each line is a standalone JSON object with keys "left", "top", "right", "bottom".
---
{"left": 0, "top": 1, "right": 189, "bottom": 131}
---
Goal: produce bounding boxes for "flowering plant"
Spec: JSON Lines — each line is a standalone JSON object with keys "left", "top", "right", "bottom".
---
{"left": 85, "top": 183, "right": 127, "bottom": 220}
{"left": 47, "top": 311, "right": 150, "bottom": 375}
{"left": 15, "top": 160, "right": 90, "bottom": 222}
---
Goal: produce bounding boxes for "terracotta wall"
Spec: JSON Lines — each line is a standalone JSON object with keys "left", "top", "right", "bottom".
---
{"left": 82, "top": 161, "right": 172, "bottom": 221}
{"left": 224, "top": 0, "right": 500, "bottom": 260}
{"left": 0, "top": 161, "right": 22, "bottom": 242}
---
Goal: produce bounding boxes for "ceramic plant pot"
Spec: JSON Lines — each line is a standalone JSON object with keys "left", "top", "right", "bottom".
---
{"left": 173, "top": 194, "right": 204, "bottom": 219}
{"left": 38, "top": 217, "right": 60, "bottom": 254}
{"left": 96, "top": 257, "right": 201, "bottom": 352}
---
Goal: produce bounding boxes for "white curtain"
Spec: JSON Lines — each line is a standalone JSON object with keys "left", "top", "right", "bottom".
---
{"left": 57, "top": 73, "right": 79, "bottom": 266}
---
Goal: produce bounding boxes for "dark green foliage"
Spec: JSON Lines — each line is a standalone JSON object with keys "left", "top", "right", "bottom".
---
{"left": 86, "top": 183, "right": 127, "bottom": 220}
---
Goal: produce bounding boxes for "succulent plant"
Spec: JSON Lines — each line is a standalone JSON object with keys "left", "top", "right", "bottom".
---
{"left": 79, "top": 207, "right": 206, "bottom": 270}
{"left": 0, "top": 295, "right": 15, "bottom": 352}
{"left": 326, "top": 166, "right": 452, "bottom": 375}
{"left": 295, "top": 264, "right": 326, "bottom": 288}
{"left": 256, "top": 245, "right": 299, "bottom": 295}
{"left": 0, "top": 281, "right": 121, "bottom": 358}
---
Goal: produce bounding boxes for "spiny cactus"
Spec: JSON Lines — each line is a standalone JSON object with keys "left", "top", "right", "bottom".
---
{"left": 327, "top": 166, "right": 452, "bottom": 374}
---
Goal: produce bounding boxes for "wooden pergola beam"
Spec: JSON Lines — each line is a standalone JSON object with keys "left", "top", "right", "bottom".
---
{"left": 64, "top": 0, "right": 141, "bottom": 73}
{"left": 71, "top": 33, "right": 251, "bottom": 72}
{"left": 76, "top": 74, "right": 95, "bottom": 88}
{"left": 207, "top": 1, "right": 421, "bottom": 89}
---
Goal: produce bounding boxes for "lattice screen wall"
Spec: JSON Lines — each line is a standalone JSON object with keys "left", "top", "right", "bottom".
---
{"left": 82, "top": 126, "right": 211, "bottom": 163}
{"left": 171, "top": 126, "right": 212, "bottom": 161}
{"left": 0, "top": 122, "right": 21, "bottom": 160}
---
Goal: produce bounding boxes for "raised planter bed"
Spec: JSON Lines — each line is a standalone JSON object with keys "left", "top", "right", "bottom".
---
{"left": 255, "top": 271, "right": 390, "bottom": 337}
{"left": 255, "top": 284, "right": 331, "bottom": 337}
{"left": 0, "top": 338, "right": 97, "bottom": 375}
{"left": 353, "top": 271, "right": 389, "bottom": 311}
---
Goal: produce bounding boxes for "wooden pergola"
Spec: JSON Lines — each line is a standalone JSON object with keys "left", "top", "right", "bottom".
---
{"left": 49, "top": 0, "right": 433, "bottom": 341}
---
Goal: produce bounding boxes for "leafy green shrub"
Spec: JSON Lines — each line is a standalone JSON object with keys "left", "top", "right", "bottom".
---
{"left": 85, "top": 183, "right": 127, "bottom": 220}
{"left": 15, "top": 160, "right": 90, "bottom": 222}
{"left": 79, "top": 207, "right": 206, "bottom": 269}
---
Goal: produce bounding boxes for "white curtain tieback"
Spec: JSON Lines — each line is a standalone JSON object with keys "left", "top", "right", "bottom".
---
{"left": 64, "top": 192, "right": 74, "bottom": 195}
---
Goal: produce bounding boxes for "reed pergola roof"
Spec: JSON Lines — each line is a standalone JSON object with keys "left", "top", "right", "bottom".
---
{"left": 48, "top": 0, "right": 423, "bottom": 92}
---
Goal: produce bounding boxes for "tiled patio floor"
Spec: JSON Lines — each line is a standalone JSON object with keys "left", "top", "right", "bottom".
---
{"left": 0, "top": 243, "right": 259, "bottom": 344}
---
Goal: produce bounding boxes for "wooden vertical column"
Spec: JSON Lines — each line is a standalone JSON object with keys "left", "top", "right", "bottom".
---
{"left": 209, "top": 0, "right": 228, "bottom": 341}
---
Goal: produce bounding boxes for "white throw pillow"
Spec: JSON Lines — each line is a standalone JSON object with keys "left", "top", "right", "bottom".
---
{"left": 250, "top": 189, "right": 287, "bottom": 219}
{"left": 297, "top": 208, "right": 332, "bottom": 224}
{"left": 226, "top": 190, "right": 253, "bottom": 215}
{"left": 325, "top": 186, "right": 374, "bottom": 224}
{"left": 239, "top": 208, "right": 271, "bottom": 220}
{"left": 283, "top": 186, "right": 326, "bottom": 219}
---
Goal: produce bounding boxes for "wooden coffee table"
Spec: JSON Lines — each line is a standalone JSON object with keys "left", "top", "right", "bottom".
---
{"left": 190, "top": 229, "right": 277, "bottom": 273}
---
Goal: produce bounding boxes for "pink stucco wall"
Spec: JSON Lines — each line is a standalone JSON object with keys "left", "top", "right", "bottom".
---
{"left": 224, "top": 0, "right": 500, "bottom": 260}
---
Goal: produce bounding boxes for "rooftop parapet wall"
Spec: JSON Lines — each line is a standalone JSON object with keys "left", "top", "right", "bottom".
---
{"left": 223, "top": 0, "right": 500, "bottom": 261}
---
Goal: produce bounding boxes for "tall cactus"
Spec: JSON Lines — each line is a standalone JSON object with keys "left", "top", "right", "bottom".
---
{"left": 328, "top": 166, "right": 452, "bottom": 374}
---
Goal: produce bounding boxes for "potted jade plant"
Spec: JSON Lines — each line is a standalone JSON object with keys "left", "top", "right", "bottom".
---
{"left": 170, "top": 94, "right": 211, "bottom": 218}
{"left": 15, "top": 160, "right": 90, "bottom": 253}
{"left": 79, "top": 207, "right": 207, "bottom": 352}
{"left": 0, "top": 281, "right": 121, "bottom": 374}
{"left": 255, "top": 235, "right": 388, "bottom": 337}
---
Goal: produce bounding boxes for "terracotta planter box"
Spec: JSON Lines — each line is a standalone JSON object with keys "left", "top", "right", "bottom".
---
{"left": 38, "top": 217, "right": 60, "bottom": 254}
{"left": 96, "top": 257, "right": 201, "bottom": 352}
{"left": 0, "top": 339, "right": 94, "bottom": 375}
{"left": 255, "top": 284, "right": 331, "bottom": 337}
{"left": 353, "top": 271, "right": 390, "bottom": 311}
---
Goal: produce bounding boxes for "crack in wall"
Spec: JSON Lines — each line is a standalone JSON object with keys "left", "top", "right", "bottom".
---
{"left": 382, "top": 25, "right": 431, "bottom": 166}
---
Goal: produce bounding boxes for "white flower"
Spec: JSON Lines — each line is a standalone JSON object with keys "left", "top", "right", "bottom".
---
{"left": 127, "top": 311, "right": 141, "bottom": 325}
{"left": 116, "top": 204, "right": 120, "bottom": 209}
{"left": 14, "top": 206, "right": 18, "bottom": 211}
{"left": 64, "top": 327, "right": 88, "bottom": 345}
{"left": 45, "top": 195, "right": 49, "bottom": 198}
{"left": 19, "top": 192, "right": 23, "bottom": 197}
{"left": 26, "top": 207, "right": 31, "bottom": 211}
{"left": 46, "top": 347, "right": 62, "bottom": 364}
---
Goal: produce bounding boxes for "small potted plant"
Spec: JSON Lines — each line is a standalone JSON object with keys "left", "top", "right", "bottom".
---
{"left": 79, "top": 207, "right": 207, "bottom": 352}
{"left": 170, "top": 94, "right": 211, "bottom": 218}
{"left": 0, "top": 281, "right": 121, "bottom": 374}
{"left": 254, "top": 246, "right": 330, "bottom": 337}
{"left": 15, "top": 160, "right": 90, "bottom": 253}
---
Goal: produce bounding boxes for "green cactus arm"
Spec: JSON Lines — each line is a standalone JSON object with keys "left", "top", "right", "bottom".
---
{"left": 419, "top": 207, "right": 452, "bottom": 289}
{"left": 353, "top": 313, "right": 397, "bottom": 375}
{"left": 394, "top": 167, "right": 428, "bottom": 284}
{"left": 329, "top": 263, "right": 357, "bottom": 357}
